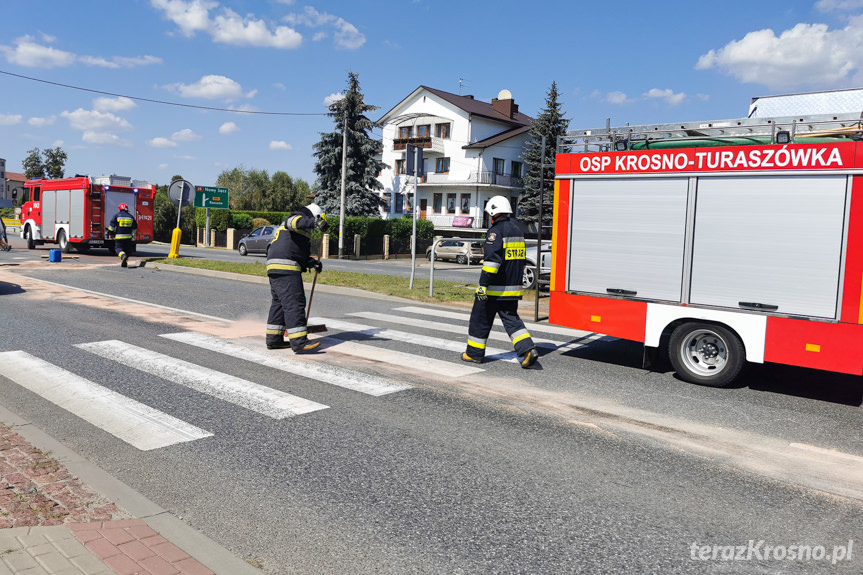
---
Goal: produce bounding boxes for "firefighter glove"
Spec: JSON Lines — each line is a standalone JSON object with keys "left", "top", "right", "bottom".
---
{"left": 315, "top": 216, "right": 328, "bottom": 232}
{"left": 475, "top": 286, "right": 487, "bottom": 301}
{"left": 309, "top": 258, "right": 323, "bottom": 273}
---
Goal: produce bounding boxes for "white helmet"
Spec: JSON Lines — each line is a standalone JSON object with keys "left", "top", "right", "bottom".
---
{"left": 306, "top": 203, "right": 323, "bottom": 219}
{"left": 485, "top": 196, "right": 513, "bottom": 217}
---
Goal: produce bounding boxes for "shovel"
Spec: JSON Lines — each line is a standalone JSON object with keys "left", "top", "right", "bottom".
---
{"left": 306, "top": 266, "right": 327, "bottom": 333}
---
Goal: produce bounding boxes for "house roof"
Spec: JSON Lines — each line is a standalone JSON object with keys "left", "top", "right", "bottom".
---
{"left": 5, "top": 172, "right": 26, "bottom": 181}
{"left": 378, "top": 86, "right": 534, "bottom": 129}
{"left": 462, "top": 125, "right": 533, "bottom": 150}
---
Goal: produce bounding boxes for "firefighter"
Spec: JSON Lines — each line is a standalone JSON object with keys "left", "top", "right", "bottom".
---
{"left": 266, "top": 203, "right": 328, "bottom": 352}
{"left": 106, "top": 203, "right": 137, "bottom": 268}
{"left": 463, "top": 196, "right": 538, "bottom": 368}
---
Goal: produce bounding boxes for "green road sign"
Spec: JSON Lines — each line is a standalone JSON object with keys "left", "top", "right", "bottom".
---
{"left": 194, "top": 186, "right": 229, "bottom": 209}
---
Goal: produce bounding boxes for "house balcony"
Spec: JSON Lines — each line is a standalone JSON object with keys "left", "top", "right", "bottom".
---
{"left": 392, "top": 136, "right": 446, "bottom": 155}
{"left": 403, "top": 171, "right": 523, "bottom": 188}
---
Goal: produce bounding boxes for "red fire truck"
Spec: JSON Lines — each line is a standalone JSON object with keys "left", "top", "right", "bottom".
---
{"left": 20, "top": 175, "right": 155, "bottom": 254}
{"left": 550, "top": 112, "right": 863, "bottom": 386}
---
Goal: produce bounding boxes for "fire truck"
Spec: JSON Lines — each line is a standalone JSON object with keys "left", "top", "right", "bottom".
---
{"left": 20, "top": 175, "right": 155, "bottom": 254}
{"left": 550, "top": 112, "right": 863, "bottom": 386}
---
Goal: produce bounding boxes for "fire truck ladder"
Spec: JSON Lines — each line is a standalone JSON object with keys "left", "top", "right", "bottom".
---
{"left": 533, "top": 135, "right": 554, "bottom": 322}
{"left": 560, "top": 112, "right": 863, "bottom": 151}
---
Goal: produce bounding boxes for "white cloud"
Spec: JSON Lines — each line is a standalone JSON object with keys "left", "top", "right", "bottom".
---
{"left": 269, "top": 141, "right": 292, "bottom": 150}
{"left": 606, "top": 91, "right": 632, "bottom": 105}
{"left": 148, "top": 137, "right": 178, "bottom": 148}
{"left": 283, "top": 6, "right": 364, "bottom": 49}
{"left": 82, "top": 131, "right": 132, "bottom": 147}
{"left": 152, "top": 0, "right": 302, "bottom": 48}
{"left": 0, "top": 35, "right": 75, "bottom": 68}
{"left": 61, "top": 109, "right": 133, "bottom": 132}
{"left": 816, "top": 0, "right": 863, "bottom": 12}
{"left": 324, "top": 92, "right": 344, "bottom": 106}
{"left": 0, "top": 114, "right": 23, "bottom": 125}
{"left": 219, "top": 121, "right": 239, "bottom": 134}
{"left": 643, "top": 88, "right": 686, "bottom": 106}
{"left": 695, "top": 19, "right": 863, "bottom": 89}
{"left": 169, "top": 74, "right": 250, "bottom": 101}
{"left": 172, "top": 128, "right": 202, "bottom": 141}
{"left": 28, "top": 115, "right": 56, "bottom": 127}
{"left": 175, "top": 155, "right": 197, "bottom": 160}
{"left": 94, "top": 97, "right": 137, "bottom": 113}
{"left": 80, "top": 54, "right": 162, "bottom": 68}
{"left": 158, "top": 163, "right": 170, "bottom": 170}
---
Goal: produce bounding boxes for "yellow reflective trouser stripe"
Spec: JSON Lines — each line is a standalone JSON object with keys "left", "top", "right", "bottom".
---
{"left": 267, "top": 324, "right": 285, "bottom": 335}
{"left": 288, "top": 330, "right": 308, "bottom": 339}
{"left": 114, "top": 234, "right": 133, "bottom": 239}
{"left": 467, "top": 338, "right": 486, "bottom": 350}
{"left": 512, "top": 332, "right": 531, "bottom": 345}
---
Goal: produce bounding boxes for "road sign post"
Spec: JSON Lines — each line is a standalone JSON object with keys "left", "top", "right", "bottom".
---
{"left": 194, "top": 187, "right": 229, "bottom": 248}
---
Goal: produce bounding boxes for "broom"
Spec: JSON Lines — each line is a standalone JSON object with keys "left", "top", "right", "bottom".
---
{"left": 306, "top": 264, "right": 327, "bottom": 333}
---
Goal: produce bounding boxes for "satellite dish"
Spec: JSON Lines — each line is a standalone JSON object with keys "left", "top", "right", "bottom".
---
{"left": 168, "top": 179, "right": 193, "bottom": 206}
{"left": 498, "top": 89, "right": 513, "bottom": 100}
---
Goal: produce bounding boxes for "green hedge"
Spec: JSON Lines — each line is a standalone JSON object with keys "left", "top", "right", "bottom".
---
{"left": 194, "top": 209, "right": 435, "bottom": 240}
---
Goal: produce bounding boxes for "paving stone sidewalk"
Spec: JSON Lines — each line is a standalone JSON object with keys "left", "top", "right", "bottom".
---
{"left": 0, "top": 422, "right": 219, "bottom": 575}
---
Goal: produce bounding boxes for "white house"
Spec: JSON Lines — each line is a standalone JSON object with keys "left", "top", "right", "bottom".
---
{"left": 376, "top": 86, "right": 533, "bottom": 230}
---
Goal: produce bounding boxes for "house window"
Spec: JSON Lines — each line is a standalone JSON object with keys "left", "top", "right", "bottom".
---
{"left": 398, "top": 126, "right": 412, "bottom": 138}
{"left": 433, "top": 193, "right": 443, "bottom": 213}
{"left": 435, "top": 157, "right": 450, "bottom": 173}
{"left": 461, "top": 194, "right": 470, "bottom": 214}
{"left": 395, "top": 159, "right": 406, "bottom": 175}
{"left": 493, "top": 158, "right": 505, "bottom": 175}
{"left": 447, "top": 193, "right": 457, "bottom": 214}
{"left": 395, "top": 193, "right": 404, "bottom": 213}
{"left": 406, "top": 193, "right": 414, "bottom": 213}
{"left": 435, "top": 123, "right": 451, "bottom": 139}
{"left": 417, "top": 124, "right": 430, "bottom": 138}
{"left": 511, "top": 161, "right": 522, "bottom": 178}
{"left": 383, "top": 193, "right": 391, "bottom": 212}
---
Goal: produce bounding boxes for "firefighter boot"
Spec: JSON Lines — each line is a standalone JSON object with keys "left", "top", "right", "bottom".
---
{"left": 294, "top": 340, "right": 321, "bottom": 354}
{"left": 461, "top": 352, "right": 482, "bottom": 364}
{"left": 520, "top": 348, "right": 539, "bottom": 369}
{"left": 266, "top": 338, "right": 290, "bottom": 350}
{"left": 120, "top": 254, "right": 128, "bottom": 268}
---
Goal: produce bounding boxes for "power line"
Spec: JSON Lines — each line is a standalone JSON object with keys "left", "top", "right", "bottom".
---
{"left": 0, "top": 69, "right": 328, "bottom": 116}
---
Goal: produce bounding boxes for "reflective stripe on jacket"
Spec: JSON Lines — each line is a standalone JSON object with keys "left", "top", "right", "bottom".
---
{"left": 108, "top": 210, "right": 137, "bottom": 240}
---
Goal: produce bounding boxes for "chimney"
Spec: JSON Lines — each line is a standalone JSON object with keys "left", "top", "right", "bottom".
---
{"left": 492, "top": 89, "right": 518, "bottom": 118}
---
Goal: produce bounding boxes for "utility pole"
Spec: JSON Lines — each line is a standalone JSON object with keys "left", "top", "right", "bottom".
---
{"left": 339, "top": 108, "right": 348, "bottom": 259}
{"left": 408, "top": 144, "right": 420, "bottom": 289}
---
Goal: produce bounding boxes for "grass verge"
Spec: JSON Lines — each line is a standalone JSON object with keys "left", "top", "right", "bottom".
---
{"left": 144, "top": 257, "right": 527, "bottom": 304}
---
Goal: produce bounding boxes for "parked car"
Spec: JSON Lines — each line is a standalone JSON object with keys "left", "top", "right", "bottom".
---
{"left": 238, "top": 225, "right": 277, "bottom": 256}
{"left": 426, "top": 240, "right": 484, "bottom": 264}
{"left": 523, "top": 241, "right": 551, "bottom": 289}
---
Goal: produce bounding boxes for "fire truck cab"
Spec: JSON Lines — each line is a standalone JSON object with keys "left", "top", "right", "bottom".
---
{"left": 21, "top": 175, "right": 155, "bottom": 254}
{"left": 551, "top": 113, "right": 863, "bottom": 387}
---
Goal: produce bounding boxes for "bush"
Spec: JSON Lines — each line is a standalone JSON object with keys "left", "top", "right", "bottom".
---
{"left": 232, "top": 213, "right": 254, "bottom": 229}
{"left": 252, "top": 217, "right": 272, "bottom": 228}
{"left": 194, "top": 208, "right": 232, "bottom": 232}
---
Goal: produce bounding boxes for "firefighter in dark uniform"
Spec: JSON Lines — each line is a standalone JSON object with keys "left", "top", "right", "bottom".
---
{"left": 463, "top": 195, "right": 539, "bottom": 368}
{"left": 266, "top": 203, "right": 327, "bottom": 352}
{"left": 107, "top": 203, "right": 137, "bottom": 268}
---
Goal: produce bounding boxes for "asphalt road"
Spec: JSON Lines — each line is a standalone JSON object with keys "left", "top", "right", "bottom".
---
{"left": 1, "top": 246, "right": 862, "bottom": 573}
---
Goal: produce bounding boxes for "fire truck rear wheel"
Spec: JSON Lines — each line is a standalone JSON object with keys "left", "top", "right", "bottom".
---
{"left": 668, "top": 322, "right": 744, "bottom": 388}
{"left": 57, "top": 230, "right": 72, "bottom": 253}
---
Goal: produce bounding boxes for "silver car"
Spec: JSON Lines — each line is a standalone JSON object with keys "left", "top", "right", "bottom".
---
{"left": 523, "top": 241, "right": 551, "bottom": 289}
{"left": 426, "top": 240, "right": 484, "bottom": 264}
{"left": 238, "top": 225, "right": 277, "bottom": 256}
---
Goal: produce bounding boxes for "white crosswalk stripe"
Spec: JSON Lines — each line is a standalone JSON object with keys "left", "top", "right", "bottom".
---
{"left": 313, "top": 338, "right": 484, "bottom": 377}
{"left": 0, "top": 351, "right": 213, "bottom": 451}
{"left": 76, "top": 340, "right": 329, "bottom": 419}
{"left": 347, "top": 311, "right": 592, "bottom": 351}
{"left": 161, "top": 332, "right": 412, "bottom": 396}
{"left": 308, "top": 316, "right": 519, "bottom": 362}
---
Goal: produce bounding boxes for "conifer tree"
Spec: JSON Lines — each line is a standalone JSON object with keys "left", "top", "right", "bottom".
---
{"left": 312, "top": 72, "right": 385, "bottom": 217}
{"left": 519, "top": 82, "right": 569, "bottom": 230}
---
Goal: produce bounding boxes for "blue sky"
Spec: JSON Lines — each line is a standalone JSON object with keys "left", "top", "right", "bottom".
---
{"left": 2, "top": 0, "right": 862, "bottom": 188}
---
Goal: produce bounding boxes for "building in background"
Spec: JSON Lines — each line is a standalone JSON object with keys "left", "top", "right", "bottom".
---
{"left": 377, "top": 86, "right": 533, "bottom": 231}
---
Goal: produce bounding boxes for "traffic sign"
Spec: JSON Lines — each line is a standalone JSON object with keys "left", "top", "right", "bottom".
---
{"left": 168, "top": 179, "right": 193, "bottom": 206}
{"left": 194, "top": 186, "right": 229, "bottom": 209}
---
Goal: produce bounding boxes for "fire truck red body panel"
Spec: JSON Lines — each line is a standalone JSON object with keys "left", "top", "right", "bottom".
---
{"left": 552, "top": 139, "right": 863, "bottom": 378}
{"left": 20, "top": 176, "right": 155, "bottom": 252}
